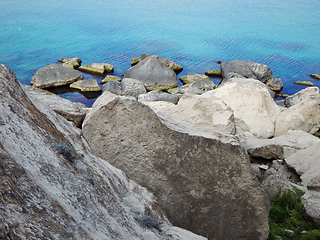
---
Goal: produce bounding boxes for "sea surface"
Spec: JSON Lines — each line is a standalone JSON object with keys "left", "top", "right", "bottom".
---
{"left": 1, "top": 0, "right": 320, "bottom": 106}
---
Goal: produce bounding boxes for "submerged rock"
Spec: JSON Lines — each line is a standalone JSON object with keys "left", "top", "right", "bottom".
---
{"left": 179, "top": 73, "right": 209, "bottom": 84}
{"left": 79, "top": 63, "right": 114, "bottom": 74}
{"left": 31, "top": 63, "right": 84, "bottom": 89}
{"left": 69, "top": 79, "right": 102, "bottom": 92}
{"left": 58, "top": 57, "right": 82, "bottom": 69}
{"left": 82, "top": 91, "right": 270, "bottom": 239}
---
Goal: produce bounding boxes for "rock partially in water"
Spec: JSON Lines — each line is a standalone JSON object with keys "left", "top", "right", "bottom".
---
{"left": 138, "top": 90, "right": 181, "bottom": 105}
{"left": 169, "top": 80, "right": 217, "bottom": 95}
{"left": 70, "top": 79, "right": 102, "bottom": 92}
{"left": 285, "top": 87, "right": 320, "bottom": 108}
{"left": 79, "top": 63, "right": 114, "bottom": 75}
{"left": 31, "top": 63, "right": 83, "bottom": 89}
{"left": 179, "top": 73, "right": 209, "bottom": 84}
{"left": 58, "top": 57, "right": 82, "bottom": 69}
{"left": 82, "top": 91, "right": 270, "bottom": 239}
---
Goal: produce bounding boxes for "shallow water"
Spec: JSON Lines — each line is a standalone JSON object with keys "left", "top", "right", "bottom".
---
{"left": 1, "top": 0, "right": 320, "bottom": 106}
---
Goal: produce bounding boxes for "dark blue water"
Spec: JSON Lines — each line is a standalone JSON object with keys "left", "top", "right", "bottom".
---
{"left": 1, "top": 0, "right": 320, "bottom": 106}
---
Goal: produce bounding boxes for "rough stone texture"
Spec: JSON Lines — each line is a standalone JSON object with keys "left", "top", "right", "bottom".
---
{"left": 79, "top": 63, "right": 114, "bottom": 74}
{"left": 31, "top": 63, "right": 84, "bottom": 88}
{"left": 82, "top": 91, "right": 270, "bottom": 240}
{"left": 266, "top": 77, "right": 283, "bottom": 92}
{"left": 205, "top": 79, "right": 280, "bottom": 138}
{"left": 169, "top": 80, "right": 217, "bottom": 95}
{"left": 140, "top": 53, "right": 183, "bottom": 72}
{"left": 220, "top": 60, "right": 274, "bottom": 84}
{"left": 138, "top": 90, "right": 181, "bottom": 105}
{"left": 101, "top": 75, "right": 122, "bottom": 83}
{"left": 301, "top": 192, "right": 320, "bottom": 228}
{"left": 179, "top": 73, "right": 209, "bottom": 84}
{"left": 21, "top": 84, "right": 86, "bottom": 128}
{"left": 241, "top": 130, "right": 320, "bottom": 160}
{"left": 274, "top": 100, "right": 320, "bottom": 137}
{"left": 0, "top": 63, "right": 205, "bottom": 240}
{"left": 58, "top": 57, "right": 82, "bottom": 69}
{"left": 146, "top": 93, "right": 236, "bottom": 135}
{"left": 103, "top": 79, "right": 122, "bottom": 95}
{"left": 285, "top": 87, "right": 320, "bottom": 108}
{"left": 70, "top": 79, "right": 102, "bottom": 92}
{"left": 123, "top": 55, "right": 178, "bottom": 91}
{"left": 121, "top": 78, "right": 147, "bottom": 99}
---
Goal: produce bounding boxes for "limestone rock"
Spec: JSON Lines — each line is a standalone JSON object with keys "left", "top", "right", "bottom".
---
{"left": 138, "top": 90, "right": 181, "bottom": 105}
{"left": 274, "top": 100, "right": 320, "bottom": 137}
{"left": 221, "top": 60, "right": 274, "bottom": 84}
{"left": 31, "top": 63, "right": 84, "bottom": 88}
{"left": 123, "top": 55, "right": 178, "bottom": 91}
{"left": 146, "top": 93, "right": 236, "bottom": 135}
{"left": 82, "top": 91, "right": 270, "bottom": 239}
{"left": 103, "top": 79, "right": 122, "bottom": 95}
{"left": 21, "top": 84, "right": 86, "bottom": 128}
{"left": 70, "top": 79, "right": 102, "bottom": 92}
{"left": 206, "top": 79, "right": 280, "bottom": 138}
{"left": 179, "top": 73, "right": 209, "bottom": 84}
{"left": 121, "top": 78, "right": 147, "bottom": 99}
{"left": 285, "top": 87, "right": 320, "bottom": 108}
{"left": 0, "top": 63, "right": 205, "bottom": 240}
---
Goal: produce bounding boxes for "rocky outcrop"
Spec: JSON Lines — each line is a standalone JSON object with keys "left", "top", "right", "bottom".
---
{"left": 31, "top": 63, "right": 84, "bottom": 88}
{"left": 179, "top": 73, "right": 209, "bottom": 84}
{"left": 123, "top": 55, "right": 178, "bottom": 91}
{"left": 70, "top": 79, "right": 102, "bottom": 92}
{"left": 138, "top": 90, "right": 181, "bottom": 105}
{"left": 0, "top": 63, "right": 205, "bottom": 240}
{"left": 140, "top": 53, "right": 183, "bottom": 73}
{"left": 82, "top": 91, "right": 270, "bottom": 239}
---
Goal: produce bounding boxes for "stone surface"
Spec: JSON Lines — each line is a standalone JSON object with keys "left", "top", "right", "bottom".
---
{"left": 138, "top": 90, "right": 181, "bottom": 105}
{"left": 284, "top": 87, "right": 320, "bottom": 108}
{"left": 179, "top": 73, "right": 209, "bottom": 84}
{"left": 140, "top": 53, "right": 183, "bottom": 73}
{"left": 31, "top": 63, "right": 84, "bottom": 88}
{"left": 146, "top": 93, "right": 236, "bottom": 135}
{"left": 101, "top": 75, "right": 122, "bottom": 83}
{"left": 169, "top": 80, "right": 217, "bottom": 95}
{"left": 123, "top": 55, "right": 178, "bottom": 91}
{"left": 301, "top": 192, "right": 320, "bottom": 228}
{"left": 120, "top": 78, "right": 147, "bottom": 99}
{"left": 274, "top": 100, "right": 320, "bottom": 137}
{"left": 220, "top": 60, "right": 274, "bottom": 84}
{"left": 82, "top": 91, "right": 270, "bottom": 239}
{"left": 103, "top": 79, "right": 122, "bottom": 95}
{"left": 79, "top": 63, "right": 114, "bottom": 74}
{"left": 58, "top": 57, "right": 82, "bottom": 69}
{"left": 0, "top": 63, "right": 205, "bottom": 240}
{"left": 70, "top": 79, "right": 102, "bottom": 92}
{"left": 205, "top": 79, "right": 280, "bottom": 138}
{"left": 266, "top": 77, "right": 283, "bottom": 92}
{"left": 21, "top": 84, "right": 86, "bottom": 128}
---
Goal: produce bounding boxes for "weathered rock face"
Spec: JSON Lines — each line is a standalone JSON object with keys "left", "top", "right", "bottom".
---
{"left": 78, "top": 63, "right": 114, "bottom": 74}
{"left": 285, "top": 87, "right": 320, "bottom": 108}
{"left": 82, "top": 91, "right": 270, "bottom": 239}
{"left": 205, "top": 79, "right": 280, "bottom": 138}
{"left": 123, "top": 55, "right": 178, "bottom": 91}
{"left": 70, "top": 79, "right": 102, "bottom": 92}
{"left": 169, "top": 80, "right": 217, "bottom": 95}
{"left": 120, "top": 78, "right": 147, "bottom": 99}
{"left": 179, "top": 73, "right": 209, "bottom": 84}
{"left": 140, "top": 53, "right": 183, "bottom": 73}
{"left": 0, "top": 64, "right": 205, "bottom": 240}
{"left": 138, "top": 90, "right": 181, "bottom": 105}
{"left": 103, "top": 79, "right": 122, "bottom": 95}
{"left": 58, "top": 57, "right": 82, "bottom": 69}
{"left": 221, "top": 60, "right": 274, "bottom": 84}
{"left": 31, "top": 63, "right": 84, "bottom": 88}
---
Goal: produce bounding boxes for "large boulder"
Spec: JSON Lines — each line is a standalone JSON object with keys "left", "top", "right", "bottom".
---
{"left": 146, "top": 93, "right": 236, "bottom": 135}
{"left": 82, "top": 91, "right": 270, "bottom": 239}
{"left": 123, "top": 55, "right": 178, "bottom": 91}
{"left": 205, "top": 78, "right": 280, "bottom": 138}
{"left": 120, "top": 78, "right": 147, "bottom": 99}
{"left": 220, "top": 60, "right": 274, "bottom": 84}
{"left": 0, "top": 63, "right": 205, "bottom": 240}
{"left": 70, "top": 79, "right": 102, "bottom": 92}
{"left": 285, "top": 87, "right": 320, "bottom": 108}
{"left": 31, "top": 63, "right": 84, "bottom": 88}
{"left": 140, "top": 53, "right": 183, "bottom": 73}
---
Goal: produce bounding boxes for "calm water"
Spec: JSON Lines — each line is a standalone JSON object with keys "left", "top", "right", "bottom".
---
{"left": 1, "top": 0, "right": 320, "bottom": 106}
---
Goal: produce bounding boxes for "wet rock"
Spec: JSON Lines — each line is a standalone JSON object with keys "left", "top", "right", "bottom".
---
{"left": 123, "top": 55, "right": 178, "bottom": 91}
{"left": 79, "top": 63, "right": 114, "bottom": 74}
{"left": 169, "top": 80, "right": 217, "bottom": 95}
{"left": 70, "top": 79, "right": 102, "bottom": 92}
{"left": 101, "top": 75, "right": 122, "bottom": 83}
{"left": 58, "top": 57, "right": 82, "bottom": 69}
{"left": 179, "top": 73, "right": 209, "bottom": 84}
{"left": 140, "top": 53, "right": 183, "bottom": 73}
{"left": 138, "top": 90, "right": 181, "bottom": 105}
{"left": 266, "top": 77, "right": 283, "bottom": 92}
{"left": 31, "top": 63, "right": 84, "bottom": 89}
{"left": 82, "top": 91, "right": 270, "bottom": 239}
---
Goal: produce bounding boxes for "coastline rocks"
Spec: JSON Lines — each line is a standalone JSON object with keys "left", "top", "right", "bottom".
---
{"left": 79, "top": 63, "right": 114, "bottom": 74}
{"left": 146, "top": 93, "right": 236, "bottom": 135}
{"left": 21, "top": 84, "right": 86, "bottom": 128}
{"left": 120, "top": 78, "right": 147, "bottom": 99}
{"left": 0, "top": 63, "right": 205, "bottom": 239}
{"left": 140, "top": 53, "right": 183, "bottom": 73}
{"left": 101, "top": 75, "right": 122, "bottom": 83}
{"left": 179, "top": 73, "right": 209, "bottom": 84}
{"left": 70, "top": 79, "right": 102, "bottom": 92}
{"left": 169, "top": 80, "right": 217, "bottom": 95}
{"left": 31, "top": 63, "right": 84, "bottom": 89}
{"left": 103, "top": 80, "right": 122, "bottom": 95}
{"left": 206, "top": 78, "right": 280, "bottom": 138}
{"left": 284, "top": 87, "right": 320, "bottom": 108}
{"left": 138, "top": 90, "right": 181, "bottom": 105}
{"left": 82, "top": 91, "right": 270, "bottom": 239}
{"left": 123, "top": 55, "right": 178, "bottom": 91}
{"left": 58, "top": 57, "right": 82, "bottom": 69}
{"left": 266, "top": 77, "right": 283, "bottom": 92}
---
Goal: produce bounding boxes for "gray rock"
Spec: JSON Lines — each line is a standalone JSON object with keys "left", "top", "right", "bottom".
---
{"left": 102, "top": 80, "right": 122, "bottom": 95}
{"left": 222, "top": 72, "right": 245, "bottom": 82}
{"left": 285, "top": 87, "right": 320, "bottom": 108}
{"left": 138, "top": 90, "right": 181, "bottom": 104}
{"left": 69, "top": 79, "right": 102, "bottom": 92}
{"left": 120, "top": 78, "right": 147, "bottom": 99}
{"left": 123, "top": 55, "right": 178, "bottom": 91}
{"left": 0, "top": 63, "right": 205, "bottom": 240}
{"left": 221, "top": 60, "right": 274, "bottom": 84}
{"left": 266, "top": 77, "right": 283, "bottom": 92}
{"left": 141, "top": 53, "right": 183, "bottom": 72}
{"left": 179, "top": 73, "right": 209, "bottom": 84}
{"left": 21, "top": 84, "right": 86, "bottom": 128}
{"left": 58, "top": 57, "right": 82, "bottom": 69}
{"left": 31, "top": 63, "right": 84, "bottom": 88}
{"left": 78, "top": 63, "right": 114, "bottom": 74}
{"left": 169, "top": 80, "right": 217, "bottom": 95}
{"left": 301, "top": 192, "right": 320, "bottom": 228}
{"left": 82, "top": 91, "right": 270, "bottom": 239}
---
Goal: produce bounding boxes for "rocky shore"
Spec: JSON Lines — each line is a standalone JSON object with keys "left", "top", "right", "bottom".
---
{"left": 2, "top": 55, "right": 320, "bottom": 239}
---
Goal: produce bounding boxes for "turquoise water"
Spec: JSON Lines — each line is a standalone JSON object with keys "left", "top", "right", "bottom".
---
{"left": 1, "top": 0, "right": 320, "bottom": 106}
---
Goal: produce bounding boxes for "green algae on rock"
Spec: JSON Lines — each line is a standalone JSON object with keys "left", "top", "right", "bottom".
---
{"left": 79, "top": 63, "right": 114, "bottom": 75}
{"left": 101, "top": 75, "right": 122, "bottom": 84}
{"left": 205, "top": 70, "right": 222, "bottom": 77}
{"left": 69, "top": 79, "right": 102, "bottom": 92}
{"left": 58, "top": 58, "right": 82, "bottom": 69}
{"left": 293, "top": 81, "right": 314, "bottom": 86}
{"left": 310, "top": 74, "right": 320, "bottom": 80}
